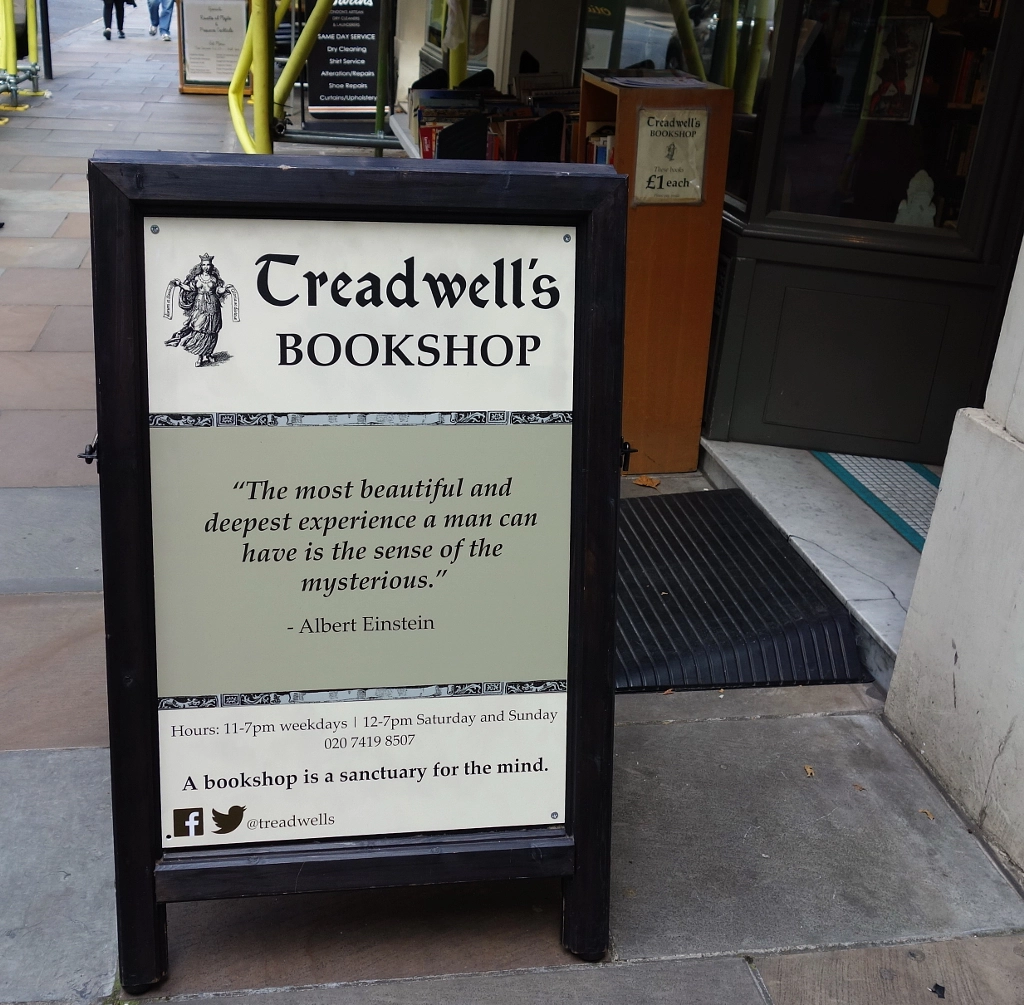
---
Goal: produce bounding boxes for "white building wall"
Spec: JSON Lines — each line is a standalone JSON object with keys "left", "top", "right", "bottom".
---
{"left": 886, "top": 246, "right": 1024, "bottom": 870}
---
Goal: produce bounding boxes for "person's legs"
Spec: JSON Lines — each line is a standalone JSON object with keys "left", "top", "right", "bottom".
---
{"left": 114, "top": 0, "right": 124, "bottom": 29}
{"left": 147, "top": 0, "right": 160, "bottom": 28}
{"left": 102, "top": 0, "right": 113, "bottom": 36}
{"left": 158, "top": 0, "right": 174, "bottom": 36}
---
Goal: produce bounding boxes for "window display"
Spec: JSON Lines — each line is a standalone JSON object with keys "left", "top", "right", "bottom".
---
{"left": 773, "top": 0, "right": 1006, "bottom": 227}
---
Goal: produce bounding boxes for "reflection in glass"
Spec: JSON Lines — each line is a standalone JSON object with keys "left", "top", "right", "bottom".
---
{"left": 426, "top": 0, "right": 490, "bottom": 61}
{"left": 774, "top": 0, "right": 1005, "bottom": 228}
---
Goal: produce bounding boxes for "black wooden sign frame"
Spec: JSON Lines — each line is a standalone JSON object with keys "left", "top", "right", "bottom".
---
{"left": 88, "top": 152, "right": 626, "bottom": 994}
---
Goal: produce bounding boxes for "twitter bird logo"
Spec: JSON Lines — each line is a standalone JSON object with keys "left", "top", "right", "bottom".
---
{"left": 211, "top": 805, "right": 246, "bottom": 834}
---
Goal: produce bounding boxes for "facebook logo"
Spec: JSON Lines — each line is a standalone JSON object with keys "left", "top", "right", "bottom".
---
{"left": 173, "top": 808, "right": 204, "bottom": 837}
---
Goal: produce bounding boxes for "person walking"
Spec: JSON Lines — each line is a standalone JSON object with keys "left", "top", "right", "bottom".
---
{"left": 102, "top": 0, "right": 126, "bottom": 38}
{"left": 148, "top": 0, "right": 175, "bottom": 40}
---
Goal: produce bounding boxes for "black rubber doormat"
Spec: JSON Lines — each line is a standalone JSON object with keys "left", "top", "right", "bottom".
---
{"left": 615, "top": 489, "right": 865, "bottom": 691}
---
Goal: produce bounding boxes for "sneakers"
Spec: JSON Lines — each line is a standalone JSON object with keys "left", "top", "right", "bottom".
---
{"left": 103, "top": 27, "right": 111, "bottom": 38}
{"left": 161, "top": 32, "right": 171, "bottom": 40}
{"left": 118, "top": 29, "right": 125, "bottom": 37}
{"left": 149, "top": 24, "right": 157, "bottom": 34}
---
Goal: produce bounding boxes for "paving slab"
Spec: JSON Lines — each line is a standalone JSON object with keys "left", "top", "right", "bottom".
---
{"left": 0, "top": 352, "right": 96, "bottom": 408}
{"left": 0, "top": 747, "right": 116, "bottom": 1003}
{"left": 166, "top": 959, "right": 766, "bottom": 1005}
{"left": 0, "top": 487, "right": 101, "bottom": 591}
{"left": 0, "top": 211, "right": 69, "bottom": 238}
{"left": 52, "top": 175, "right": 90, "bottom": 192}
{"left": 13, "top": 156, "right": 91, "bottom": 173}
{"left": 0, "top": 237, "right": 90, "bottom": 268}
{"left": 34, "top": 304, "right": 94, "bottom": 351}
{"left": 0, "top": 173, "right": 60, "bottom": 189}
{"left": 115, "top": 118, "right": 231, "bottom": 135}
{"left": 756, "top": 933, "right": 1024, "bottom": 1005}
{"left": 27, "top": 117, "right": 119, "bottom": 132}
{"left": 0, "top": 410, "right": 98, "bottom": 486}
{"left": 43, "top": 130, "right": 138, "bottom": 146}
{"left": 0, "top": 267, "right": 92, "bottom": 305}
{"left": 0, "top": 592, "right": 107, "bottom": 750}
{"left": 0, "top": 142, "right": 102, "bottom": 160}
{"left": 615, "top": 682, "right": 885, "bottom": 725}
{"left": 610, "top": 712, "right": 1024, "bottom": 960}
{"left": 151, "top": 880, "right": 575, "bottom": 997}
{"left": 54, "top": 212, "right": 91, "bottom": 239}
{"left": 0, "top": 304, "right": 53, "bottom": 349}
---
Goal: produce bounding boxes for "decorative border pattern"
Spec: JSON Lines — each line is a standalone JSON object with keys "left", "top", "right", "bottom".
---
{"left": 157, "top": 678, "right": 566, "bottom": 711}
{"left": 149, "top": 411, "right": 572, "bottom": 428}
{"left": 149, "top": 413, "right": 215, "bottom": 427}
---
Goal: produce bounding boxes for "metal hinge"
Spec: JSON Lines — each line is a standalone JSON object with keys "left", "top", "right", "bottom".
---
{"left": 78, "top": 434, "right": 98, "bottom": 467}
{"left": 621, "top": 440, "right": 638, "bottom": 472}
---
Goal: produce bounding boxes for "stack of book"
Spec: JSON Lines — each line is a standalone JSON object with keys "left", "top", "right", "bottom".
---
{"left": 408, "top": 79, "right": 583, "bottom": 161}
{"left": 948, "top": 46, "right": 993, "bottom": 108}
{"left": 585, "top": 123, "right": 616, "bottom": 165}
{"left": 413, "top": 90, "right": 484, "bottom": 157}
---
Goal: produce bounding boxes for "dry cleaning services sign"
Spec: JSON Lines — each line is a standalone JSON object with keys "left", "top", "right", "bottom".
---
{"left": 145, "top": 217, "right": 575, "bottom": 847}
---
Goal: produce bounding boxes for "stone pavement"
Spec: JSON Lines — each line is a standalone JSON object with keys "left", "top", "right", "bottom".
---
{"left": 3, "top": 20, "right": 1024, "bottom": 1005}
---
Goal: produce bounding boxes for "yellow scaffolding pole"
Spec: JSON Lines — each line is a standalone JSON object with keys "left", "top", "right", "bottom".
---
{"left": 2, "top": 0, "right": 16, "bottom": 77}
{"left": 0, "top": 0, "right": 7, "bottom": 123}
{"left": 272, "top": 0, "right": 333, "bottom": 121}
{"left": 229, "top": 0, "right": 334, "bottom": 155}
{"left": 0, "top": 0, "right": 42, "bottom": 110}
{"left": 26, "top": 0, "right": 37, "bottom": 67}
{"left": 229, "top": 0, "right": 288, "bottom": 153}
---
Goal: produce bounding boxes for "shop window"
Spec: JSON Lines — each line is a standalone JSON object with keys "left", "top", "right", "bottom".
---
{"left": 771, "top": 0, "right": 1006, "bottom": 228}
{"left": 426, "top": 0, "right": 491, "bottom": 60}
{"left": 725, "top": 0, "right": 779, "bottom": 205}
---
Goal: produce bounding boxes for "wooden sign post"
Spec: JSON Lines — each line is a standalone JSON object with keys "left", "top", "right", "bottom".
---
{"left": 88, "top": 153, "right": 626, "bottom": 993}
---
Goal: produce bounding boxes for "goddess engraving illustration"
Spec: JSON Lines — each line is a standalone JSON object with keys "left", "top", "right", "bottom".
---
{"left": 163, "top": 254, "right": 240, "bottom": 366}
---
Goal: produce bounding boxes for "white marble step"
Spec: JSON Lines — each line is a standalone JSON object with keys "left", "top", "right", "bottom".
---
{"left": 700, "top": 439, "right": 922, "bottom": 690}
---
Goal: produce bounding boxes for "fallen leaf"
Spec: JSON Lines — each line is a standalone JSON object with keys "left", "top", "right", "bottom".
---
{"left": 919, "top": 808, "right": 935, "bottom": 821}
{"left": 633, "top": 475, "right": 660, "bottom": 488}
{"left": 663, "top": 688, "right": 674, "bottom": 694}
{"left": 853, "top": 783, "right": 866, "bottom": 791}
{"left": 803, "top": 765, "right": 815, "bottom": 777}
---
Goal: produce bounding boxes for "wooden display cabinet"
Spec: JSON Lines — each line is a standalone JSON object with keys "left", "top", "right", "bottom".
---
{"left": 577, "top": 72, "right": 732, "bottom": 473}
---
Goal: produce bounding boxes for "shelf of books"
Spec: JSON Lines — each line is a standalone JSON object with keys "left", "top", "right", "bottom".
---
{"left": 403, "top": 71, "right": 580, "bottom": 160}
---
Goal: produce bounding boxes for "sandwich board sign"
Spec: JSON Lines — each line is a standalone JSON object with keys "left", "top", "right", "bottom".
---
{"left": 88, "top": 152, "right": 625, "bottom": 992}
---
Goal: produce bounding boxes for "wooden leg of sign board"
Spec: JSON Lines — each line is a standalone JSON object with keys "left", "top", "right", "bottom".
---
{"left": 559, "top": 509, "right": 617, "bottom": 957}
{"left": 559, "top": 683, "right": 615, "bottom": 959}
{"left": 90, "top": 165, "right": 170, "bottom": 994}
{"left": 559, "top": 189, "right": 621, "bottom": 961}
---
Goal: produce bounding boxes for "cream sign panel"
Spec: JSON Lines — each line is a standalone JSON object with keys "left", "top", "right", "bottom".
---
{"left": 145, "top": 218, "right": 574, "bottom": 848}
{"left": 634, "top": 107, "right": 709, "bottom": 205}
{"left": 144, "top": 217, "right": 575, "bottom": 413}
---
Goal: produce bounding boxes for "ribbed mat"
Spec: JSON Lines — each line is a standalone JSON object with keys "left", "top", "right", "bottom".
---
{"left": 615, "top": 490, "right": 865, "bottom": 691}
